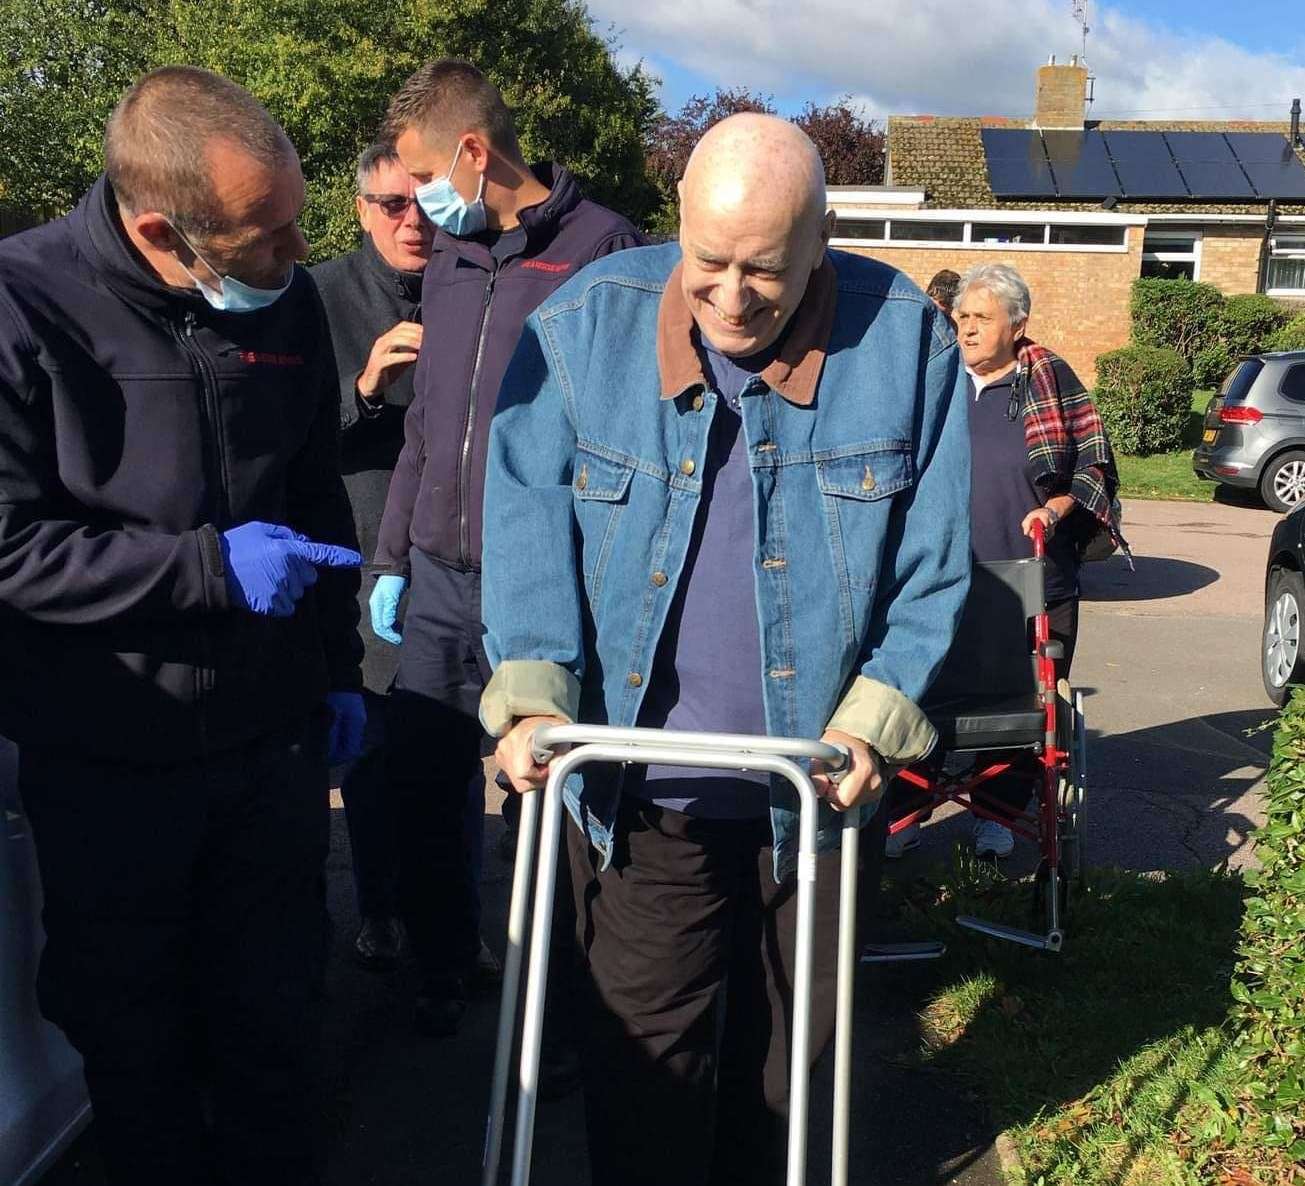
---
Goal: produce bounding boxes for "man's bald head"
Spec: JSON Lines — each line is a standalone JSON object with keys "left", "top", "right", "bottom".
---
{"left": 681, "top": 113, "right": 827, "bottom": 241}
{"left": 677, "top": 114, "right": 833, "bottom": 357}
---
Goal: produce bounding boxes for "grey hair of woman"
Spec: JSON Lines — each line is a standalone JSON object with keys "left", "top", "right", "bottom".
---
{"left": 955, "top": 263, "right": 1032, "bottom": 327}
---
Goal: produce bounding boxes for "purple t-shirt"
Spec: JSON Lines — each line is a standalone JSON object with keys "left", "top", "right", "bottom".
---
{"left": 631, "top": 334, "right": 778, "bottom": 818}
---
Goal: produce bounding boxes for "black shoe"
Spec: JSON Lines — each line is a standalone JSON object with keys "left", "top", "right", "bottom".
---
{"left": 473, "top": 939, "right": 504, "bottom": 993}
{"left": 353, "top": 916, "right": 406, "bottom": 971}
{"left": 414, "top": 978, "right": 467, "bottom": 1038}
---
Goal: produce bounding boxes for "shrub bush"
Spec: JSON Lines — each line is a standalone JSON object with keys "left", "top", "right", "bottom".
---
{"left": 1192, "top": 342, "right": 1234, "bottom": 389}
{"left": 1129, "top": 277, "right": 1224, "bottom": 362}
{"left": 1094, "top": 344, "right": 1193, "bottom": 455}
{"left": 1219, "top": 690, "right": 1305, "bottom": 1176}
{"left": 1219, "top": 293, "right": 1292, "bottom": 359}
{"left": 1267, "top": 313, "right": 1305, "bottom": 353}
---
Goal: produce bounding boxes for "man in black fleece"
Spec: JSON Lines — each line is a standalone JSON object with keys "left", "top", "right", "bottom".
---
{"left": 310, "top": 142, "right": 431, "bottom": 970}
{"left": 0, "top": 68, "right": 363, "bottom": 1185}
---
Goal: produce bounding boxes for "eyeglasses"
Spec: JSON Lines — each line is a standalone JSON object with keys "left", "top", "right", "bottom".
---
{"left": 361, "top": 193, "right": 417, "bottom": 218}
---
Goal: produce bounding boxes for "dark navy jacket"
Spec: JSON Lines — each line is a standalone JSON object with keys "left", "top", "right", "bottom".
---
{"left": 373, "top": 163, "right": 643, "bottom": 575}
{"left": 0, "top": 175, "right": 362, "bottom": 763}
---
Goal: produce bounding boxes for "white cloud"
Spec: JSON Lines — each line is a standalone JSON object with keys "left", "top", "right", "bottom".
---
{"left": 590, "top": 0, "right": 1305, "bottom": 122}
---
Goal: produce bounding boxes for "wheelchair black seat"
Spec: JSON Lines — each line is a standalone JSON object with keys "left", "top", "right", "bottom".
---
{"left": 921, "top": 557, "right": 1046, "bottom": 754}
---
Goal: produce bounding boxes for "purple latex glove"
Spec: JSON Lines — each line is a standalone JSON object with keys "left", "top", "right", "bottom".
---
{"left": 221, "top": 521, "right": 361, "bottom": 617}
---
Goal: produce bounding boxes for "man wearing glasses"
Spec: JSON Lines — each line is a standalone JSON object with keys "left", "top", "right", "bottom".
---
{"left": 311, "top": 142, "right": 432, "bottom": 972}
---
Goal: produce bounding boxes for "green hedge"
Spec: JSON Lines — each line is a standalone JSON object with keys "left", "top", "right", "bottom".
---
{"left": 1268, "top": 314, "right": 1305, "bottom": 353}
{"left": 1130, "top": 277, "right": 1225, "bottom": 363}
{"left": 1219, "top": 690, "right": 1305, "bottom": 1176}
{"left": 1219, "top": 293, "right": 1292, "bottom": 359}
{"left": 1094, "top": 344, "right": 1193, "bottom": 455}
{"left": 1192, "top": 341, "right": 1234, "bottom": 389}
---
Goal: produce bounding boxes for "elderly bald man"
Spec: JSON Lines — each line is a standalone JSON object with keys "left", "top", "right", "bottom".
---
{"left": 480, "top": 113, "right": 971, "bottom": 1184}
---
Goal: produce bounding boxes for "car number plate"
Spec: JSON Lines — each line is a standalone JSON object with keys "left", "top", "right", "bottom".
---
{"left": 1202, "top": 428, "right": 1218, "bottom": 444}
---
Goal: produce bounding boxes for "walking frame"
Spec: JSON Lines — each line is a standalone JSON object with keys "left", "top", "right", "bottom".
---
{"left": 482, "top": 725, "right": 857, "bottom": 1186}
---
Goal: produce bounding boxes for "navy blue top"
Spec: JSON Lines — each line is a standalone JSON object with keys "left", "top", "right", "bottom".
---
{"left": 632, "top": 333, "right": 779, "bottom": 818}
{"left": 967, "top": 370, "right": 1079, "bottom": 602}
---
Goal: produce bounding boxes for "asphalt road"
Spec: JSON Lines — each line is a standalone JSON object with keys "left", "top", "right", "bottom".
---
{"left": 40, "top": 495, "right": 1278, "bottom": 1186}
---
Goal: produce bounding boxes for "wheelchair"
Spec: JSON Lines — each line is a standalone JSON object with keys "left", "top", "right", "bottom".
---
{"left": 883, "top": 521, "right": 1087, "bottom": 953}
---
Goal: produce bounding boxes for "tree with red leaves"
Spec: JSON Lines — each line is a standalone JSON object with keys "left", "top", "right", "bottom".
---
{"left": 645, "top": 87, "right": 884, "bottom": 235}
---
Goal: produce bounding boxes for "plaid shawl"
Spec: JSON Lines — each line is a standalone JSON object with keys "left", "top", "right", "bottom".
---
{"left": 1015, "top": 338, "right": 1128, "bottom": 556}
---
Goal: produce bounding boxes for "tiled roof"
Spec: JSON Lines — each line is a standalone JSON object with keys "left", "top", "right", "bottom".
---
{"left": 886, "top": 116, "right": 1305, "bottom": 215}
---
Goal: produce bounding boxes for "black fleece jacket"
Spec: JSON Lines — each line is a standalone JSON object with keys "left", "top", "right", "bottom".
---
{"left": 0, "top": 175, "right": 361, "bottom": 762}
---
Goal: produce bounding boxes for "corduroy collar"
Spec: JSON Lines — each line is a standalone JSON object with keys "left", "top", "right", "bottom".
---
{"left": 656, "top": 255, "right": 837, "bottom": 406}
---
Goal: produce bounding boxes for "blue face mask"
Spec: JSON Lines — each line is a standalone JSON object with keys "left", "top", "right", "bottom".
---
{"left": 414, "top": 142, "right": 487, "bottom": 238}
{"left": 169, "top": 223, "right": 293, "bottom": 313}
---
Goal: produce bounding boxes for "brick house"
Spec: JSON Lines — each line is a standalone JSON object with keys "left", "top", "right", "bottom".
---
{"left": 830, "top": 60, "right": 1305, "bottom": 384}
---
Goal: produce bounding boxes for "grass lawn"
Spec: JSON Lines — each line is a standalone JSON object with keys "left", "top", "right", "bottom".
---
{"left": 1115, "top": 390, "right": 1219, "bottom": 504}
{"left": 880, "top": 852, "right": 1261, "bottom": 1185}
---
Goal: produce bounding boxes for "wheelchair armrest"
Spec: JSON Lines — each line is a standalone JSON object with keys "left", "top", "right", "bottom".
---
{"left": 1040, "top": 641, "right": 1065, "bottom": 660}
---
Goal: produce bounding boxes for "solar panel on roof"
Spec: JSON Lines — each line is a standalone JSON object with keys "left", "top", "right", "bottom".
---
{"left": 981, "top": 128, "right": 1057, "bottom": 197}
{"left": 1164, "top": 132, "right": 1256, "bottom": 199}
{"left": 1101, "top": 131, "right": 1189, "bottom": 198}
{"left": 1223, "top": 133, "right": 1305, "bottom": 199}
{"left": 1041, "top": 130, "right": 1121, "bottom": 198}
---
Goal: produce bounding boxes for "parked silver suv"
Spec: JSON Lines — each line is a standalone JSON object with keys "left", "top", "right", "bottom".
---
{"left": 1193, "top": 351, "right": 1305, "bottom": 512}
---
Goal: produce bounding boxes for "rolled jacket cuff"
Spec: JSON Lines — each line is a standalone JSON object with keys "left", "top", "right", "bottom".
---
{"left": 826, "top": 675, "right": 937, "bottom": 765}
{"left": 479, "top": 660, "right": 581, "bottom": 737}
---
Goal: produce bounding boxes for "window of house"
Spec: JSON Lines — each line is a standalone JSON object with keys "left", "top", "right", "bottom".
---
{"left": 1267, "top": 235, "right": 1305, "bottom": 294}
{"left": 1050, "top": 224, "right": 1128, "bottom": 247}
{"left": 970, "top": 222, "right": 1046, "bottom": 244}
{"left": 1141, "top": 231, "right": 1201, "bottom": 280}
{"left": 887, "top": 220, "right": 965, "bottom": 243}
{"left": 832, "top": 218, "right": 887, "bottom": 241}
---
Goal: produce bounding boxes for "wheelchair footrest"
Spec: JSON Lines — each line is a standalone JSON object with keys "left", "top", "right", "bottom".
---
{"left": 859, "top": 940, "right": 946, "bottom": 963}
{"left": 956, "top": 915, "right": 1064, "bottom": 953}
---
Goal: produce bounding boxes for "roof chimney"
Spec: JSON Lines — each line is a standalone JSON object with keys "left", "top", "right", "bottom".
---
{"left": 1034, "top": 60, "right": 1089, "bottom": 130}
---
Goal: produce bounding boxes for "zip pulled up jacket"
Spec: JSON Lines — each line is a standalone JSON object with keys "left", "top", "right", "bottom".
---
{"left": 372, "top": 163, "right": 644, "bottom": 576}
{"left": 0, "top": 175, "right": 362, "bottom": 763}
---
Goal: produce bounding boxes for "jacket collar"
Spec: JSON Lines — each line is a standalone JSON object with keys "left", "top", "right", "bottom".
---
{"left": 362, "top": 234, "right": 424, "bottom": 303}
{"left": 656, "top": 254, "right": 837, "bottom": 406}
{"left": 431, "top": 162, "right": 581, "bottom": 266}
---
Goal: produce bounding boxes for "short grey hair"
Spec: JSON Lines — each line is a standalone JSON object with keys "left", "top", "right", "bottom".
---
{"left": 105, "top": 66, "right": 294, "bottom": 239}
{"left": 356, "top": 142, "right": 402, "bottom": 193}
{"left": 956, "top": 263, "right": 1032, "bottom": 326}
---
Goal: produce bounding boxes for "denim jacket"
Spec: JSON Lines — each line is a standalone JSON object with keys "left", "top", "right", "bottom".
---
{"left": 480, "top": 243, "right": 971, "bottom": 878}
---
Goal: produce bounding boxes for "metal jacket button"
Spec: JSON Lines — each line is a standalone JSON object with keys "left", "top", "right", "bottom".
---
{"left": 691, "top": 393, "right": 705, "bottom": 412}
{"left": 680, "top": 458, "right": 696, "bottom": 476}
{"left": 861, "top": 466, "right": 876, "bottom": 492}
{"left": 651, "top": 571, "right": 668, "bottom": 587}
{"left": 575, "top": 465, "right": 588, "bottom": 491}
{"left": 627, "top": 672, "right": 643, "bottom": 687}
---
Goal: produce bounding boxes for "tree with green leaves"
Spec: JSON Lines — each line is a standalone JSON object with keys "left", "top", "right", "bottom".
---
{"left": 0, "top": 0, "right": 660, "bottom": 259}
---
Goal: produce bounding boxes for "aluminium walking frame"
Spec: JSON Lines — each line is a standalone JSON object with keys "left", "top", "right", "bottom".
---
{"left": 482, "top": 725, "right": 858, "bottom": 1186}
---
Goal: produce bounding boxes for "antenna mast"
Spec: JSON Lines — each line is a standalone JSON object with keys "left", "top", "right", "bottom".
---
{"left": 1070, "top": 1, "right": 1095, "bottom": 109}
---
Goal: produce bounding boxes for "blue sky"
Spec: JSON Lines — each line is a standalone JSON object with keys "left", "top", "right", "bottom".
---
{"left": 590, "top": 0, "right": 1305, "bottom": 124}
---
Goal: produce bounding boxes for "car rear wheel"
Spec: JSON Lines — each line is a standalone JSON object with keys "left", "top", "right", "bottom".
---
{"left": 1260, "top": 451, "right": 1305, "bottom": 514}
{"left": 1263, "top": 567, "right": 1305, "bottom": 705}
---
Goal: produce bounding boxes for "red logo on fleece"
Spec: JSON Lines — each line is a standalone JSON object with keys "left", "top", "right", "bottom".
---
{"left": 520, "top": 259, "right": 572, "bottom": 274}
{"left": 239, "top": 351, "right": 305, "bottom": 366}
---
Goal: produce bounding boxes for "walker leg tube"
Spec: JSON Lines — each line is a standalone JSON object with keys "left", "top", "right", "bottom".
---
{"left": 482, "top": 787, "right": 542, "bottom": 1186}
{"left": 785, "top": 793, "right": 820, "bottom": 1186}
{"left": 831, "top": 812, "right": 860, "bottom": 1186}
{"left": 509, "top": 773, "right": 567, "bottom": 1186}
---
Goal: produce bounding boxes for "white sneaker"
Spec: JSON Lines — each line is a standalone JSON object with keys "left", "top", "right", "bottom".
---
{"left": 884, "top": 822, "right": 921, "bottom": 858}
{"left": 973, "top": 818, "right": 1015, "bottom": 858}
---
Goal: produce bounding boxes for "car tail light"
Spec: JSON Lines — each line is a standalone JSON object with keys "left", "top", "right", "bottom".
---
{"left": 1213, "top": 465, "right": 1241, "bottom": 477}
{"left": 1219, "top": 405, "right": 1264, "bottom": 424}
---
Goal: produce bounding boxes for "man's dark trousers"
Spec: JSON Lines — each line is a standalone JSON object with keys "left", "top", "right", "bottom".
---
{"left": 19, "top": 714, "right": 331, "bottom": 1186}
{"left": 568, "top": 794, "right": 852, "bottom": 1186}
{"left": 387, "top": 548, "right": 491, "bottom": 984}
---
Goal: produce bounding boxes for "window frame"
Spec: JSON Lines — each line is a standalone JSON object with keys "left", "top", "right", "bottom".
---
{"left": 1267, "top": 234, "right": 1305, "bottom": 298}
{"left": 828, "top": 213, "right": 1130, "bottom": 252}
{"left": 1140, "top": 229, "right": 1203, "bottom": 281}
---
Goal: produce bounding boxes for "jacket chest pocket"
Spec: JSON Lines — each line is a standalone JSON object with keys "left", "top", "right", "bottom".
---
{"left": 816, "top": 442, "right": 914, "bottom": 591}
{"left": 573, "top": 447, "right": 635, "bottom": 596}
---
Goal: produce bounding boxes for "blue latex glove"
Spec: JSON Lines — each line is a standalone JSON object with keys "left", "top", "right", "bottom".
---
{"left": 221, "top": 521, "right": 362, "bottom": 617}
{"left": 369, "top": 573, "right": 407, "bottom": 645}
{"left": 325, "top": 691, "right": 366, "bottom": 765}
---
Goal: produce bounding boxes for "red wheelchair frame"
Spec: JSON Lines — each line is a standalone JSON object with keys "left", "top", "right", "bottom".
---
{"left": 883, "top": 521, "right": 1086, "bottom": 953}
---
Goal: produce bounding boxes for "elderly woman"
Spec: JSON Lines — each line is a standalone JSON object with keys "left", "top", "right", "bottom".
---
{"left": 888, "top": 262, "right": 1121, "bottom": 858}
